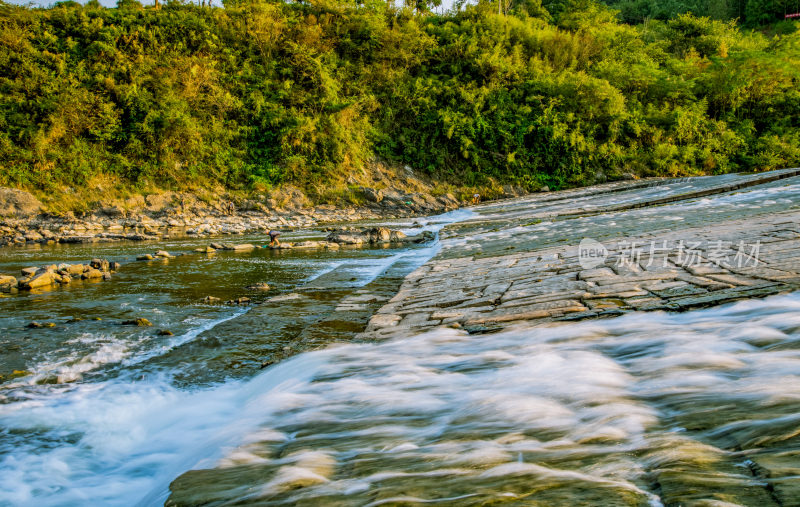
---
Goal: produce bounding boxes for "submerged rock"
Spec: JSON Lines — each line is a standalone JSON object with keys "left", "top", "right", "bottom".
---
{"left": 137, "top": 254, "right": 154, "bottom": 261}
{"left": 121, "top": 318, "right": 152, "bottom": 327}
{"left": 246, "top": 283, "right": 271, "bottom": 291}
{"left": 202, "top": 296, "right": 221, "bottom": 303}
{"left": 26, "top": 321, "right": 56, "bottom": 329}
{"left": 413, "top": 230, "right": 436, "bottom": 243}
{"left": 290, "top": 240, "right": 338, "bottom": 250}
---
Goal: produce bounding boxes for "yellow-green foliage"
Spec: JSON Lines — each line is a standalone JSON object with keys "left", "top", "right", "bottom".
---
{"left": 0, "top": 0, "right": 798, "bottom": 195}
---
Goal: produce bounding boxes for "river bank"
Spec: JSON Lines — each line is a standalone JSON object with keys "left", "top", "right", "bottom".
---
{"left": 0, "top": 186, "right": 463, "bottom": 249}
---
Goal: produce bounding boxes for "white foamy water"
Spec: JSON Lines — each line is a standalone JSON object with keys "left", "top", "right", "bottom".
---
{"left": 4, "top": 292, "right": 798, "bottom": 505}
{"left": 304, "top": 208, "right": 475, "bottom": 287}
{"left": 122, "top": 307, "right": 251, "bottom": 366}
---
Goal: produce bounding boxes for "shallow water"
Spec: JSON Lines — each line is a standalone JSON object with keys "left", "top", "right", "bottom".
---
{"left": 442, "top": 174, "right": 800, "bottom": 259}
{"left": 168, "top": 294, "right": 800, "bottom": 506}
{"left": 0, "top": 210, "right": 472, "bottom": 506}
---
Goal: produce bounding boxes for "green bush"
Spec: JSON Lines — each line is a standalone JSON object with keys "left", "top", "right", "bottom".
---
{"left": 0, "top": 0, "right": 798, "bottom": 198}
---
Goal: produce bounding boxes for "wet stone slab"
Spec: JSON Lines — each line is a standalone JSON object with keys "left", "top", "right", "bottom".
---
{"left": 361, "top": 170, "right": 800, "bottom": 339}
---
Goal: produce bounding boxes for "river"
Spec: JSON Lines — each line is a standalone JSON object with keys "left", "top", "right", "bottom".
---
{"left": 1, "top": 177, "right": 799, "bottom": 506}
{"left": 0, "top": 210, "right": 472, "bottom": 505}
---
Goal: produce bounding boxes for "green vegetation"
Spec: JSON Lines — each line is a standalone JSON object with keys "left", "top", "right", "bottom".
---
{"left": 598, "top": 0, "right": 800, "bottom": 27}
{"left": 0, "top": 0, "right": 798, "bottom": 204}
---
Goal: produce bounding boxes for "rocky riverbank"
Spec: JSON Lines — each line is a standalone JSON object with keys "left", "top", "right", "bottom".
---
{"left": 0, "top": 186, "right": 463, "bottom": 249}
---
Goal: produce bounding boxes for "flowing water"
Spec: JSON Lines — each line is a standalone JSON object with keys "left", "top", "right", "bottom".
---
{"left": 2, "top": 179, "right": 799, "bottom": 506}
{"left": 167, "top": 294, "right": 800, "bottom": 506}
{"left": 0, "top": 210, "right": 471, "bottom": 506}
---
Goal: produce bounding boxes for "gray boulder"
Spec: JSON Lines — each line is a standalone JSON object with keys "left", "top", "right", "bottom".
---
{"left": 0, "top": 188, "right": 42, "bottom": 217}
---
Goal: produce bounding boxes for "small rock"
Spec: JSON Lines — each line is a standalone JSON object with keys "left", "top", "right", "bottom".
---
{"left": 19, "top": 271, "right": 59, "bottom": 290}
{"left": 246, "top": 283, "right": 271, "bottom": 291}
{"left": 90, "top": 258, "right": 110, "bottom": 271}
{"left": 390, "top": 230, "right": 408, "bottom": 242}
{"left": 137, "top": 254, "right": 154, "bottom": 261}
{"left": 325, "top": 232, "right": 364, "bottom": 245}
{"left": 360, "top": 187, "right": 384, "bottom": 203}
{"left": 24, "top": 231, "right": 43, "bottom": 242}
{"left": 110, "top": 261, "right": 122, "bottom": 271}
{"left": 121, "top": 318, "right": 152, "bottom": 326}
{"left": 154, "top": 250, "right": 172, "bottom": 258}
{"left": 0, "top": 275, "right": 17, "bottom": 291}
{"left": 156, "top": 329, "right": 174, "bottom": 336}
{"left": 82, "top": 269, "right": 104, "bottom": 280}
{"left": 21, "top": 267, "right": 38, "bottom": 277}
{"left": 202, "top": 296, "right": 221, "bottom": 303}
{"left": 413, "top": 230, "right": 436, "bottom": 244}
{"left": 67, "top": 264, "right": 86, "bottom": 275}
{"left": 99, "top": 205, "right": 125, "bottom": 218}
